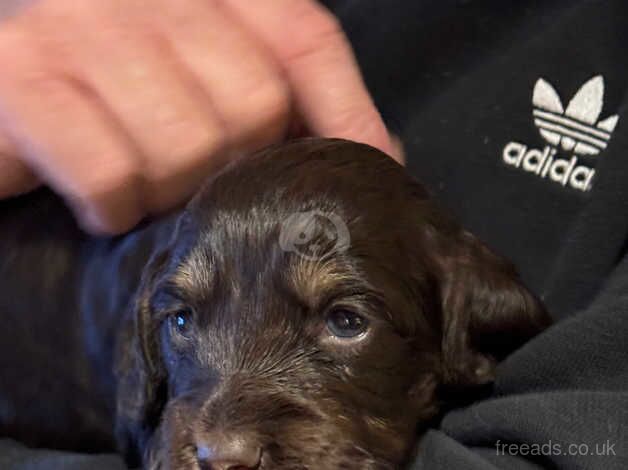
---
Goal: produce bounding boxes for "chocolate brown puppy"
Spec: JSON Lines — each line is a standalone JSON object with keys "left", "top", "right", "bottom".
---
{"left": 0, "top": 138, "right": 550, "bottom": 469}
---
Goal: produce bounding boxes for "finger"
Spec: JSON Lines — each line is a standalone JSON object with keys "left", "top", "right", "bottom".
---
{"left": 220, "top": 0, "right": 395, "bottom": 159}
{"left": 0, "top": 133, "right": 39, "bottom": 198}
{"left": 390, "top": 134, "right": 406, "bottom": 165}
{"left": 154, "top": 0, "right": 290, "bottom": 152}
{"left": 0, "top": 69, "right": 144, "bottom": 233}
{"left": 71, "top": 23, "right": 227, "bottom": 212}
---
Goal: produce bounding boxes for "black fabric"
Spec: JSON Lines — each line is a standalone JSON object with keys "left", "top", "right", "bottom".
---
{"left": 2, "top": 1, "right": 628, "bottom": 468}
{"left": 324, "top": 0, "right": 628, "bottom": 468}
{"left": 0, "top": 439, "right": 126, "bottom": 470}
{"left": 326, "top": 0, "right": 628, "bottom": 312}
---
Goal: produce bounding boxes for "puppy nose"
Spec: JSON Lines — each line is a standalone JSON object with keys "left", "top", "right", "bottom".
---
{"left": 196, "top": 434, "right": 261, "bottom": 470}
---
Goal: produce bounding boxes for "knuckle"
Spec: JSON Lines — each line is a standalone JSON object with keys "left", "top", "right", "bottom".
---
{"left": 243, "top": 78, "right": 291, "bottom": 132}
{"left": 147, "top": 122, "right": 226, "bottom": 184}
{"left": 178, "top": 123, "right": 226, "bottom": 165}
{"left": 142, "top": 128, "right": 225, "bottom": 213}
{"left": 221, "top": 76, "right": 291, "bottom": 148}
{"left": 282, "top": 2, "right": 348, "bottom": 62}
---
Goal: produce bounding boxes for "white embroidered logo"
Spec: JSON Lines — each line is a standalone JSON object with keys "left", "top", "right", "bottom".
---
{"left": 533, "top": 76, "right": 618, "bottom": 156}
{"left": 502, "top": 75, "right": 619, "bottom": 192}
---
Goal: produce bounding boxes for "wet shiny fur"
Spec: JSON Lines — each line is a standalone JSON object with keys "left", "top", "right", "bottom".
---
{"left": 0, "top": 139, "right": 550, "bottom": 469}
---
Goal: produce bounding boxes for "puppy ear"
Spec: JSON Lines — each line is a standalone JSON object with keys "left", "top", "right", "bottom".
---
{"left": 435, "top": 230, "right": 551, "bottom": 388}
{"left": 114, "top": 248, "right": 170, "bottom": 467}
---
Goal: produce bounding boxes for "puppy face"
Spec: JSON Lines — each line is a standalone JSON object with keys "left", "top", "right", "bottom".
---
{"left": 115, "top": 139, "right": 550, "bottom": 469}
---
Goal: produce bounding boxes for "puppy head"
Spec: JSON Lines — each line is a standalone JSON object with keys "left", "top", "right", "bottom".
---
{"left": 115, "top": 139, "right": 550, "bottom": 469}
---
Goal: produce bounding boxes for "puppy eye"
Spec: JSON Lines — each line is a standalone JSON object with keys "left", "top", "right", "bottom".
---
{"left": 168, "top": 310, "right": 194, "bottom": 338}
{"left": 326, "top": 309, "right": 368, "bottom": 338}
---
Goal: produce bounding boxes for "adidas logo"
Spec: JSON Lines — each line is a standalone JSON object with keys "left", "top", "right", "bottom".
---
{"left": 533, "top": 76, "right": 618, "bottom": 155}
{"left": 503, "top": 75, "right": 619, "bottom": 192}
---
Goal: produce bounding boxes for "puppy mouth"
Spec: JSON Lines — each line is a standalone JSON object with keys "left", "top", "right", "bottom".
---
{"left": 166, "top": 433, "right": 388, "bottom": 470}
{"left": 256, "top": 443, "right": 391, "bottom": 470}
{"left": 184, "top": 445, "right": 386, "bottom": 470}
{"left": 153, "top": 384, "right": 405, "bottom": 470}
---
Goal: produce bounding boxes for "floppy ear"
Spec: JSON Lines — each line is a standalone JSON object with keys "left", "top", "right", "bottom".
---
{"left": 434, "top": 230, "right": 551, "bottom": 388}
{"left": 114, "top": 248, "right": 171, "bottom": 467}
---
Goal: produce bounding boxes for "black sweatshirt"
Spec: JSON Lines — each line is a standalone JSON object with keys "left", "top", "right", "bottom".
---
{"left": 1, "top": 1, "right": 626, "bottom": 469}
{"left": 322, "top": 0, "right": 628, "bottom": 468}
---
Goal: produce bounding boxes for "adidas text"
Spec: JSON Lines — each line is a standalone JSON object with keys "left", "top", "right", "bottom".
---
{"left": 503, "top": 142, "right": 595, "bottom": 192}
{"left": 500, "top": 75, "right": 618, "bottom": 193}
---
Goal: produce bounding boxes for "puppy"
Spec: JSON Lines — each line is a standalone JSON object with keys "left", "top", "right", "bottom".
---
{"left": 0, "top": 138, "right": 550, "bottom": 469}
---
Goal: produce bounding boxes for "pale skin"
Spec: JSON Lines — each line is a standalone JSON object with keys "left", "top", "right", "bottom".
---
{"left": 0, "top": 0, "right": 398, "bottom": 234}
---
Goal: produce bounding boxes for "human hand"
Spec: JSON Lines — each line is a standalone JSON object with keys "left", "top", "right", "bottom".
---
{"left": 0, "top": 0, "right": 395, "bottom": 234}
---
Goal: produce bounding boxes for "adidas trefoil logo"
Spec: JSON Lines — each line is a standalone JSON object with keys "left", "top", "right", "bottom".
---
{"left": 533, "top": 75, "right": 618, "bottom": 155}
{"left": 503, "top": 75, "right": 619, "bottom": 192}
